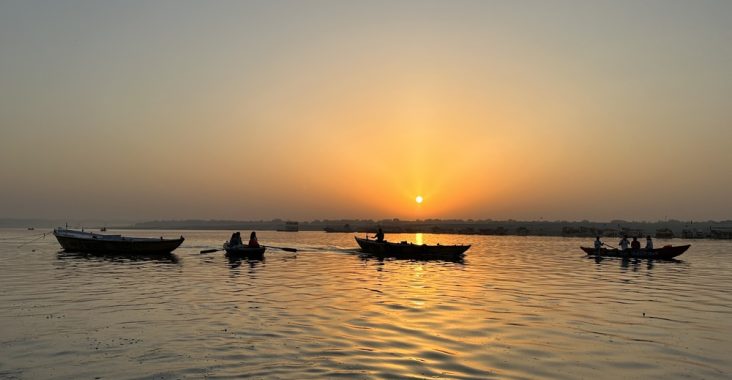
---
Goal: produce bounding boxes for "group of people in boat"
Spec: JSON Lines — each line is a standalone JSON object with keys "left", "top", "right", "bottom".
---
{"left": 594, "top": 235, "right": 654, "bottom": 253}
{"left": 230, "top": 228, "right": 385, "bottom": 248}
{"left": 229, "top": 231, "right": 260, "bottom": 248}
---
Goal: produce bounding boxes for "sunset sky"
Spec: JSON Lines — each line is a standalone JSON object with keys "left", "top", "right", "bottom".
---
{"left": 1, "top": 1, "right": 730, "bottom": 221}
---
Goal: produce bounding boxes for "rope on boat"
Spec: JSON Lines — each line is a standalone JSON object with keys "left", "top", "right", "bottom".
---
{"left": 0, "top": 231, "right": 50, "bottom": 241}
{"left": 16, "top": 232, "right": 50, "bottom": 248}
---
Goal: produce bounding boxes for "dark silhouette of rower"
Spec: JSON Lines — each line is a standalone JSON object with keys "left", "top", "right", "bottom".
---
{"left": 374, "top": 228, "right": 385, "bottom": 242}
{"left": 229, "top": 232, "right": 243, "bottom": 246}
{"left": 248, "top": 231, "right": 260, "bottom": 248}
{"left": 631, "top": 236, "right": 641, "bottom": 251}
{"left": 594, "top": 236, "right": 604, "bottom": 254}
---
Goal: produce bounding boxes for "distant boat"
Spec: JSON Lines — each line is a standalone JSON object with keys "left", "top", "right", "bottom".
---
{"left": 324, "top": 224, "right": 353, "bottom": 233}
{"left": 53, "top": 228, "right": 184, "bottom": 255}
{"left": 223, "top": 242, "right": 266, "bottom": 260}
{"left": 100, "top": 227, "right": 107, "bottom": 232}
{"left": 655, "top": 228, "right": 675, "bottom": 239}
{"left": 277, "top": 221, "right": 299, "bottom": 232}
{"left": 580, "top": 245, "right": 690, "bottom": 260}
{"left": 27, "top": 227, "right": 34, "bottom": 230}
{"left": 355, "top": 236, "right": 469, "bottom": 261}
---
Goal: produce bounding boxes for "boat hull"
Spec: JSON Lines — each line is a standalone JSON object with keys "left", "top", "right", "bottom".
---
{"left": 54, "top": 229, "right": 184, "bottom": 255}
{"left": 580, "top": 244, "right": 690, "bottom": 260}
{"left": 355, "top": 237, "right": 469, "bottom": 261}
{"left": 224, "top": 243, "right": 266, "bottom": 260}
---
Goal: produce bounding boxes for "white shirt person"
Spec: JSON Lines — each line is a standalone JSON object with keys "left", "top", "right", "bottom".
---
{"left": 619, "top": 236, "right": 629, "bottom": 251}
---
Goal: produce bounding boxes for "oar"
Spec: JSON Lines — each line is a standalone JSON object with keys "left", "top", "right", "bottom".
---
{"left": 602, "top": 243, "right": 617, "bottom": 249}
{"left": 264, "top": 245, "right": 298, "bottom": 252}
{"left": 201, "top": 246, "right": 298, "bottom": 253}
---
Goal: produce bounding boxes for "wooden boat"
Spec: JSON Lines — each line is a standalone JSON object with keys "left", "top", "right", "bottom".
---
{"left": 355, "top": 236, "right": 469, "bottom": 261}
{"left": 53, "top": 228, "right": 184, "bottom": 255}
{"left": 580, "top": 244, "right": 690, "bottom": 260}
{"left": 223, "top": 242, "right": 266, "bottom": 260}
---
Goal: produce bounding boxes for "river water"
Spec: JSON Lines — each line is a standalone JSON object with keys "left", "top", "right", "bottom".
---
{"left": 0, "top": 229, "right": 730, "bottom": 379}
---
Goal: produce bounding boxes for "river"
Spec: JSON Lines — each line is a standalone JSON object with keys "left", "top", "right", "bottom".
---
{"left": 0, "top": 229, "right": 730, "bottom": 379}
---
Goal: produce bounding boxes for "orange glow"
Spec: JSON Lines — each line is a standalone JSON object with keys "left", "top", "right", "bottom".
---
{"left": 2, "top": 2, "right": 729, "bottom": 222}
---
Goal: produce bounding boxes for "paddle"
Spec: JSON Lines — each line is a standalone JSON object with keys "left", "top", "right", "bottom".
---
{"left": 264, "top": 245, "right": 298, "bottom": 252}
{"left": 200, "top": 245, "right": 298, "bottom": 253}
{"left": 602, "top": 242, "right": 617, "bottom": 249}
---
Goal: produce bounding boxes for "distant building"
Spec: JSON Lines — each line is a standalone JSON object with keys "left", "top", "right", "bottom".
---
{"left": 562, "top": 226, "right": 599, "bottom": 237}
{"left": 479, "top": 227, "right": 507, "bottom": 235}
{"left": 278, "top": 221, "right": 299, "bottom": 232}
{"left": 710, "top": 227, "right": 732, "bottom": 239}
{"left": 324, "top": 223, "right": 353, "bottom": 233}
{"left": 602, "top": 229, "right": 620, "bottom": 238}
{"left": 655, "top": 228, "right": 675, "bottom": 239}
{"left": 621, "top": 228, "right": 645, "bottom": 238}
{"left": 681, "top": 228, "right": 707, "bottom": 239}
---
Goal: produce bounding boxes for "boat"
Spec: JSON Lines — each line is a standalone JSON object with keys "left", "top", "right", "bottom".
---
{"left": 580, "top": 244, "right": 690, "bottom": 260}
{"left": 223, "top": 242, "right": 266, "bottom": 259}
{"left": 53, "top": 228, "right": 184, "bottom": 255}
{"left": 355, "top": 236, "right": 470, "bottom": 261}
{"left": 277, "top": 221, "right": 299, "bottom": 232}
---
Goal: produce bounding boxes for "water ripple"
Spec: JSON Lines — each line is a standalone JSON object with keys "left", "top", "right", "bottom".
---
{"left": 0, "top": 231, "right": 730, "bottom": 379}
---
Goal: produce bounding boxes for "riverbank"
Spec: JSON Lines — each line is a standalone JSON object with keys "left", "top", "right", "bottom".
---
{"left": 128, "top": 219, "right": 732, "bottom": 239}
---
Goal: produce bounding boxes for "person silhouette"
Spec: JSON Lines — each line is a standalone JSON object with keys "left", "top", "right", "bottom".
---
{"left": 374, "top": 228, "right": 385, "bottom": 242}
{"left": 594, "top": 236, "right": 604, "bottom": 254}
{"left": 619, "top": 235, "right": 629, "bottom": 251}
{"left": 248, "top": 231, "right": 260, "bottom": 248}
{"left": 229, "top": 232, "right": 243, "bottom": 246}
{"left": 631, "top": 236, "right": 641, "bottom": 251}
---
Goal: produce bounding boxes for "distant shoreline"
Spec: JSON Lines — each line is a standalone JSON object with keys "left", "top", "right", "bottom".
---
{"left": 41, "top": 219, "right": 732, "bottom": 239}
{"left": 4, "top": 218, "right": 731, "bottom": 239}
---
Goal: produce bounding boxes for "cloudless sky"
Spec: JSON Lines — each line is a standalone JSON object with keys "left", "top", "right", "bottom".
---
{"left": 1, "top": 0, "right": 730, "bottom": 221}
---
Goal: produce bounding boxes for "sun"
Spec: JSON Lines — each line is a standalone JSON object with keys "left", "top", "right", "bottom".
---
{"left": 415, "top": 195, "right": 423, "bottom": 204}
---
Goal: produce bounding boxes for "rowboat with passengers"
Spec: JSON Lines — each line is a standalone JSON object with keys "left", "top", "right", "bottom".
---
{"left": 355, "top": 236, "right": 469, "bottom": 261}
{"left": 223, "top": 242, "right": 266, "bottom": 259}
{"left": 580, "top": 244, "right": 690, "bottom": 260}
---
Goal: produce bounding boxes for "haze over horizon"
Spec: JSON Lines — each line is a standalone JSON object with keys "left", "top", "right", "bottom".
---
{"left": 2, "top": 1, "right": 731, "bottom": 222}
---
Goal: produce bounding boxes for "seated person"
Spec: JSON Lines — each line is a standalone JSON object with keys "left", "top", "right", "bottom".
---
{"left": 631, "top": 237, "right": 641, "bottom": 250}
{"left": 229, "top": 232, "right": 243, "bottom": 246}
{"left": 248, "top": 231, "right": 260, "bottom": 248}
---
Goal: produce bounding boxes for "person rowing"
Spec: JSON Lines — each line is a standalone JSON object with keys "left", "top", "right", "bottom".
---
{"left": 373, "top": 227, "right": 385, "bottom": 242}
{"left": 594, "top": 236, "right": 605, "bottom": 254}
